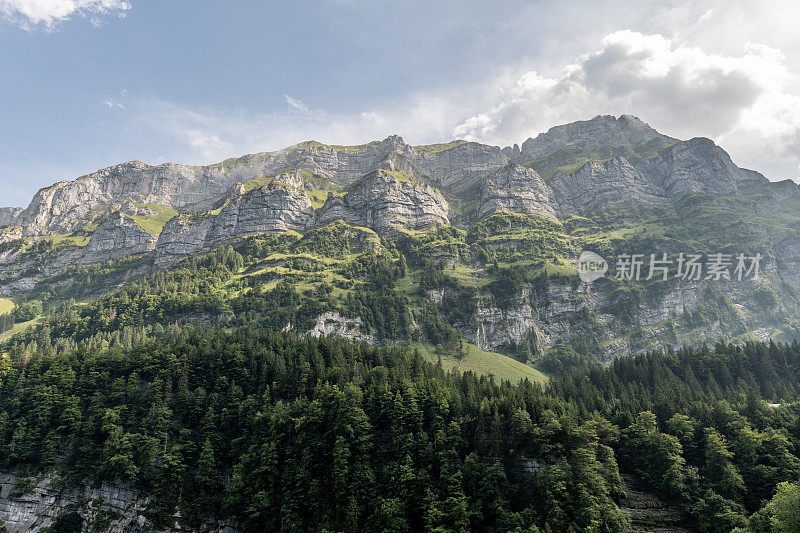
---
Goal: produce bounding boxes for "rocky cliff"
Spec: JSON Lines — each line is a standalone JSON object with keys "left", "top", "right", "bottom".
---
{"left": 1, "top": 114, "right": 798, "bottom": 361}
{"left": 0, "top": 472, "right": 233, "bottom": 532}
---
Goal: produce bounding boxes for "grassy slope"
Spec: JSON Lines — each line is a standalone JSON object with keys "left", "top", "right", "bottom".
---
{"left": 0, "top": 295, "right": 42, "bottom": 342}
{"left": 128, "top": 203, "right": 179, "bottom": 237}
{"left": 0, "top": 316, "right": 44, "bottom": 341}
{"left": 0, "top": 298, "right": 13, "bottom": 315}
{"left": 410, "top": 341, "right": 548, "bottom": 384}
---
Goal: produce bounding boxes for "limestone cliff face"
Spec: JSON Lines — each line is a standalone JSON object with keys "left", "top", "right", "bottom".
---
{"left": 476, "top": 164, "right": 557, "bottom": 220}
{"left": 637, "top": 137, "right": 768, "bottom": 199}
{"left": 2, "top": 115, "right": 772, "bottom": 242}
{"left": 154, "top": 182, "right": 314, "bottom": 265}
{"left": 207, "top": 182, "right": 314, "bottom": 238}
{"left": 518, "top": 114, "right": 672, "bottom": 161}
{"left": 415, "top": 142, "right": 508, "bottom": 193}
{"left": 308, "top": 311, "right": 375, "bottom": 345}
{"left": 549, "top": 157, "right": 665, "bottom": 215}
{"left": 15, "top": 161, "right": 237, "bottom": 236}
{"left": 0, "top": 114, "right": 794, "bottom": 293}
{"left": 0, "top": 208, "right": 21, "bottom": 227}
{"left": 1, "top": 115, "right": 798, "bottom": 363}
{"left": 9, "top": 137, "right": 401, "bottom": 236}
{"left": 82, "top": 212, "right": 157, "bottom": 262}
{"left": 317, "top": 170, "right": 450, "bottom": 232}
{"left": 0, "top": 472, "right": 233, "bottom": 532}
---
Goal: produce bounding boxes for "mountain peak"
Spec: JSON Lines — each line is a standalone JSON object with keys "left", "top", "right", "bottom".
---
{"left": 518, "top": 114, "right": 673, "bottom": 161}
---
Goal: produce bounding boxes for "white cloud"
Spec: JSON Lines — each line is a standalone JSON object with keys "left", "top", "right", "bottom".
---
{"left": 454, "top": 30, "right": 800, "bottom": 178}
{"left": 132, "top": 94, "right": 463, "bottom": 164}
{"left": 103, "top": 98, "right": 123, "bottom": 109}
{"left": 0, "top": 0, "right": 131, "bottom": 29}
{"left": 126, "top": 25, "right": 800, "bottom": 181}
{"left": 284, "top": 95, "right": 309, "bottom": 112}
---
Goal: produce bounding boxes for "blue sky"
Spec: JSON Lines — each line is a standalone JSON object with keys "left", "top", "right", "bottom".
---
{"left": 1, "top": 0, "right": 799, "bottom": 207}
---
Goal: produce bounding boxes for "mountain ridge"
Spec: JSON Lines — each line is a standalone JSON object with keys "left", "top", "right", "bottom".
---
{"left": 2, "top": 114, "right": 799, "bottom": 362}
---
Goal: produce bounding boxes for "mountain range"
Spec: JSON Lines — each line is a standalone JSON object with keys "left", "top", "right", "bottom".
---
{"left": 2, "top": 114, "right": 800, "bottom": 362}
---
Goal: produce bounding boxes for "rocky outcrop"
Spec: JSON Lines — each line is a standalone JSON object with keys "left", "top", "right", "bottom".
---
{"left": 154, "top": 182, "right": 314, "bottom": 265}
{"left": 0, "top": 472, "right": 234, "bottom": 532}
{"left": 0, "top": 208, "right": 21, "bottom": 227}
{"left": 1, "top": 115, "right": 777, "bottom": 243}
{"left": 637, "top": 137, "right": 768, "bottom": 200}
{"left": 82, "top": 212, "right": 157, "bottom": 263}
{"left": 207, "top": 182, "right": 314, "bottom": 239}
{"left": 549, "top": 157, "right": 665, "bottom": 215}
{"left": 153, "top": 215, "right": 215, "bottom": 266}
{"left": 308, "top": 311, "right": 375, "bottom": 344}
{"left": 476, "top": 164, "right": 557, "bottom": 220}
{"left": 415, "top": 141, "right": 508, "bottom": 194}
{"left": 518, "top": 114, "right": 672, "bottom": 161}
{"left": 317, "top": 169, "right": 450, "bottom": 233}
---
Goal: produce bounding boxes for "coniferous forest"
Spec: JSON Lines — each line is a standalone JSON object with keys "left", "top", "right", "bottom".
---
{"left": 0, "top": 242, "right": 799, "bottom": 531}
{"left": 3, "top": 2, "right": 800, "bottom": 531}
{"left": 2, "top": 322, "right": 800, "bottom": 531}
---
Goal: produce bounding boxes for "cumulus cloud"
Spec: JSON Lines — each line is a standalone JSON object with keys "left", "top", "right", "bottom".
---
{"left": 0, "top": 0, "right": 131, "bottom": 29}
{"left": 127, "top": 28, "right": 799, "bottom": 180}
{"left": 455, "top": 31, "right": 798, "bottom": 145}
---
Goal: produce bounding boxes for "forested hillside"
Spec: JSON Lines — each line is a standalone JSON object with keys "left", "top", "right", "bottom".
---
{"left": 2, "top": 116, "right": 800, "bottom": 532}
{"left": 1, "top": 318, "right": 799, "bottom": 531}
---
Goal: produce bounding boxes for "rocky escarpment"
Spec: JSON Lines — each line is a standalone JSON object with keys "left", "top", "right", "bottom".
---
{"left": 82, "top": 212, "right": 157, "bottom": 263}
{"left": 1, "top": 114, "right": 799, "bottom": 363}
{"left": 476, "top": 164, "right": 556, "bottom": 220}
{"left": 549, "top": 156, "right": 665, "bottom": 215}
{"left": 317, "top": 169, "right": 450, "bottom": 233}
{"left": 307, "top": 311, "right": 375, "bottom": 344}
{"left": 638, "top": 137, "right": 768, "bottom": 198}
{"left": 7, "top": 134, "right": 506, "bottom": 238}
{"left": 0, "top": 114, "right": 793, "bottom": 283}
{"left": 154, "top": 181, "right": 315, "bottom": 265}
{"left": 0, "top": 472, "right": 233, "bottom": 532}
{"left": 2, "top": 114, "right": 775, "bottom": 244}
{"left": 517, "top": 114, "right": 673, "bottom": 161}
{"left": 0, "top": 208, "right": 21, "bottom": 227}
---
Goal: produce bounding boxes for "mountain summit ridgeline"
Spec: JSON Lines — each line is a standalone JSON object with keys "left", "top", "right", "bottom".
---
{"left": 1, "top": 115, "right": 799, "bottom": 360}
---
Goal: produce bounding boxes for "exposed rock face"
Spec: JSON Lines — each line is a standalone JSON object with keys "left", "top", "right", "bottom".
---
{"left": 549, "top": 157, "right": 665, "bottom": 215}
{"left": 0, "top": 472, "right": 233, "bottom": 532}
{"left": 637, "top": 137, "right": 768, "bottom": 199}
{"left": 1, "top": 115, "right": 770, "bottom": 242}
{"left": 83, "top": 212, "right": 157, "bottom": 262}
{"left": 317, "top": 170, "right": 450, "bottom": 232}
{"left": 518, "top": 114, "right": 672, "bottom": 161}
{"left": 153, "top": 215, "right": 215, "bottom": 265}
{"left": 459, "top": 273, "right": 783, "bottom": 362}
{"left": 0, "top": 115, "right": 793, "bottom": 285}
{"left": 15, "top": 161, "right": 234, "bottom": 236}
{"left": 308, "top": 311, "right": 375, "bottom": 344}
{"left": 415, "top": 142, "right": 508, "bottom": 193}
{"left": 476, "top": 164, "right": 557, "bottom": 220}
{"left": 154, "top": 182, "right": 314, "bottom": 265}
{"left": 8, "top": 138, "right": 403, "bottom": 236}
{"left": 1, "top": 114, "right": 798, "bottom": 364}
{"left": 207, "top": 182, "right": 314, "bottom": 238}
{"left": 0, "top": 208, "right": 21, "bottom": 227}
